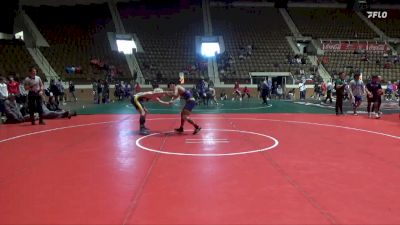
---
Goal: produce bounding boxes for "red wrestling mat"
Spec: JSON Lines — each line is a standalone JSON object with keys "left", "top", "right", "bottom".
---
{"left": 0, "top": 114, "right": 399, "bottom": 224}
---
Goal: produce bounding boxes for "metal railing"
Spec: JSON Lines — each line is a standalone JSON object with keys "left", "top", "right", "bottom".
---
{"left": 33, "top": 47, "right": 52, "bottom": 78}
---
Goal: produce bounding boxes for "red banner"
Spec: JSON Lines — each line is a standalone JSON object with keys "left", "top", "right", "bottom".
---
{"left": 322, "top": 41, "right": 388, "bottom": 52}
{"left": 367, "top": 43, "right": 388, "bottom": 51}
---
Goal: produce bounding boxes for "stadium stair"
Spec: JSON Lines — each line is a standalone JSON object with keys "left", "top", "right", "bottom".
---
{"left": 27, "top": 47, "right": 59, "bottom": 81}
{"left": 280, "top": 8, "right": 302, "bottom": 38}
{"left": 17, "top": 10, "right": 59, "bottom": 81}
{"left": 355, "top": 11, "right": 388, "bottom": 40}
{"left": 107, "top": 1, "right": 144, "bottom": 84}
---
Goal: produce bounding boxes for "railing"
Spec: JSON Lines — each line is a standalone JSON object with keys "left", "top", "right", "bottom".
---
{"left": 33, "top": 47, "right": 52, "bottom": 78}
{"left": 19, "top": 10, "right": 53, "bottom": 79}
{"left": 20, "top": 10, "right": 38, "bottom": 43}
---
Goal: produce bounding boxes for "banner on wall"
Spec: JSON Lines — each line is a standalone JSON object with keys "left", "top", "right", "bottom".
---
{"left": 321, "top": 41, "right": 389, "bottom": 52}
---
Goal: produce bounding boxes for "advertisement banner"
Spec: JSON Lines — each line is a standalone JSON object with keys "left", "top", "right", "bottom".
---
{"left": 322, "top": 41, "right": 388, "bottom": 52}
{"left": 367, "top": 43, "right": 388, "bottom": 51}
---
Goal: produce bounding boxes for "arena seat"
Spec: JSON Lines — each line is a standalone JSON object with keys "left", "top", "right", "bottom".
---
{"left": 370, "top": 9, "right": 400, "bottom": 38}
{"left": 118, "top": 2, "right": 205, "bottom": 84}
{"left": 211, "top": 7, "right": 312, "bottom": 83}
{"left": 0, "top": 41, "right": 44, "bottom": 81}
{"left": 320, "top": 51, "right": 400, "bottom": 82}
{"left": 288, "top": 8, "right": 377, "bottom": 39}
{"left": 24, "top": 4, "right": 130, "bottom": 83}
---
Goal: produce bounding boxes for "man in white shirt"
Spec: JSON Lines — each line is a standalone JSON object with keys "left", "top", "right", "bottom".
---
{"left": 276, "top": 85, "right": 283, "bottom": 99}
{"left": 0, "top": 77, "right": 9, "bottom": 117}
{"left": 299, "top": 80, "right": 306, "bottom": 100}
{"left": 349, "top": 73, "right": 365, "bottom": 115}
{"left": 24, "top": 67, "right": 45, "bottom": 125}
{"left": 324, "top": 81, "right": 333, "bottom": 104}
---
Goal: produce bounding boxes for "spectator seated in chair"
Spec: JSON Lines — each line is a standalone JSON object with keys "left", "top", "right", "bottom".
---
{"left": 220, "top": 90, "right": 228, "bottom": 101}
{"left": 4, "top": 94, "right": 31, "bottom": 124}
{"left": 241, "top": 86, "right": 251, "bottom": 99}
{"left": 205, "top": 87, "right": 218, "bottom": 106}
{"left": 41, "top": 97, "right": 77, "bottom": 120}
{"left": 46, "top": 95, "right": 62, "bottom": 111}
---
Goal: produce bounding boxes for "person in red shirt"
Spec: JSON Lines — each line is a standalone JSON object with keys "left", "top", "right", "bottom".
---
{"left": 135, "top": 82, "right": 141, "bottom": 94}
{"left": 241, "top": 86, "right": 251, "bottom": 99}
{"left": 321, "top": 81, "right": 327, "bottom": 97}
{"left": 7, "top": 76, "right": 19, "bottom": 95}
{"left": 234, "top": 81, "right": 239, "bottom": 90}
{"left": 232, "top": 81, "right": 241, "bottom": 101}
{"left": 393, "top": 81, "right": 398, "bottom": 92}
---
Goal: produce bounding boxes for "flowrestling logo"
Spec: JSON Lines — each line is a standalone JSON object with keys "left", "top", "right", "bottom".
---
{"left": 367, "top": 11, "right": 388, "bottom": 19}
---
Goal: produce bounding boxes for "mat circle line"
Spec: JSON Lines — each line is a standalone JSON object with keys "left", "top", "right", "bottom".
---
{"left": 135, "top": 128, "right": 279, "bottom": 157}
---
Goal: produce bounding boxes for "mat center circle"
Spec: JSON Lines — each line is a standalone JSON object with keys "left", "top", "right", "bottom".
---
{"left": 135, "top": 128, "right": 279, "bottom": 156}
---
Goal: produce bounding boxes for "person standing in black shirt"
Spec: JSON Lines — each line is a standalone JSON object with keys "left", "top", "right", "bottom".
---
{"left": 49, "top": 79, "right": 60, "bottom": 104}
{"left": 334, "top": 72, "right": 346, "bottom": 115}
{"left": 366, "top": 75, "right": 383, "bottom": 119}
{"left": 261, "top": 79, "right": 269, "bottom": 105}
{"left": 68, "top": 81, "right": 77, "bottom": 102}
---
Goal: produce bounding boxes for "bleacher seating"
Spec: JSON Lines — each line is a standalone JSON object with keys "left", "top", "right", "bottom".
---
{"left": 25, "top": 4, "right": 130, "bottom": 83}
{"left": 0, "top": 41, "right": 44, "bottom": 81}
{"left": 14, "top": 3, "right": 398, "bottom": 85}
{"left": 211, "top": 7, "right": 311, "bottom": 83}
{"left": 289, "top": 8, "right": 377, "bottom": 39}
{"left": 118, "top": 2, "right": 205, "bottom": 84}
{"left": 370, "top": 9, "right": 400, "bottom": 38}
{"left": 320, "top": 51, "right": 400, "bottom": 82}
